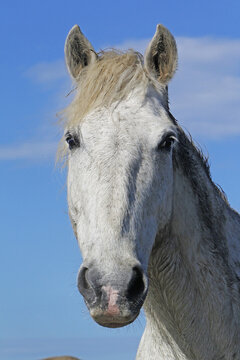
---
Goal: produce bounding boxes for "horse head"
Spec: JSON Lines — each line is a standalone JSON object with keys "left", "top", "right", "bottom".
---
{"left": 63, "top": 24, "right": 178, "bottom": 328}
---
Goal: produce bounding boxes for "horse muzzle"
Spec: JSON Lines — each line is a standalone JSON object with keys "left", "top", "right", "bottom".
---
{"left": 77, "top": 264, "right": 148, "bottom": 328}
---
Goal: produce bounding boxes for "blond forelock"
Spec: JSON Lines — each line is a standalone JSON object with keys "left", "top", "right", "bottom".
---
{"left": 62, "top": 50, "right": 153, "bottom": 128}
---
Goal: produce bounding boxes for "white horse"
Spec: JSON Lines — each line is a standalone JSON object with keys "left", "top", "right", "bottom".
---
{"left": 61, "top": 24, "right": 240, "bottom": 359}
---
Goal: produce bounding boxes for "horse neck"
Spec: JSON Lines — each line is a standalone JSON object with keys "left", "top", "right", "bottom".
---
{"left": 142, "top": 137, "right": 240, "bottom": 359}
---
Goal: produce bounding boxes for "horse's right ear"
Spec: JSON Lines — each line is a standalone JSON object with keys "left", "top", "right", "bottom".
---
{"left": 144, "top": 24, "right": 177, "bottom": 84}
{"left": 65, "top": 25, "right": 97, "bottom": 79}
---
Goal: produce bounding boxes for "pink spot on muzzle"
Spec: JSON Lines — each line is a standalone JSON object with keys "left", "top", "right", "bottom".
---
{"left": 102, "top": 285, "right": 120, "bottom": 316}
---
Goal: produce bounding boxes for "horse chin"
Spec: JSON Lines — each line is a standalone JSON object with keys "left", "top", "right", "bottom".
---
{"left": 90, "top": 309, "right": 140, "bottom": 328}
{"left": 95, "top": 316, "right": 137, "bottom": 328}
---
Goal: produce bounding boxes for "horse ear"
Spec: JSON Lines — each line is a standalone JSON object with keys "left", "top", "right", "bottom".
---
{"left": 65, "top": 25, "right": 97, "bottom": 79}
{"left": 144, "top": 24, "right": 178, "bottom": 84}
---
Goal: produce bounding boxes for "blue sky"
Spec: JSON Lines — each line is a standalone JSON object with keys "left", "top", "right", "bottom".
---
{"left": 1, "top": 1, "right": 240, "bottom": 359}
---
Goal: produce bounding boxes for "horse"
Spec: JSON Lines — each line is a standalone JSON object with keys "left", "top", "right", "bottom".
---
{"left": 60, "top": 24, "right": 240, "bottom": 359}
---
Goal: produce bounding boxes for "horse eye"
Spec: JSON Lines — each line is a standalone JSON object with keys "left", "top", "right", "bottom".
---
{"left": 157, "top": 136, "right": 175, "bottom": 152}
{"left": 65, "top": 132, "right": 80, "bottom": 150}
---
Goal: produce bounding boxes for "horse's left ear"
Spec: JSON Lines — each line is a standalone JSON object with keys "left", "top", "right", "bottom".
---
{"left": 144, "top": 24, "right": 178, "bottom": 84}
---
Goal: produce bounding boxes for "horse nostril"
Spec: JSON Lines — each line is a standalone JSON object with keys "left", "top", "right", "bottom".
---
{"left": 78, "top": 266, "right": 90, "bottom": 292}
{"left": 77, "top": 266, "right": 100, "bottom": 304}
{"left": 126, "top": 266, "right": 145, "bottom": 301}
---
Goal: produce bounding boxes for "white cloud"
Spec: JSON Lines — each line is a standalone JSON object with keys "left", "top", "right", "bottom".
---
{"left": 0, "top": 141, "right": 58, "bottom": 160}
{"left": 25, "top": 60, "right": 67, "bottom": 84}
{"left": 170, "top": 37, "right": 240, "bottom": 138}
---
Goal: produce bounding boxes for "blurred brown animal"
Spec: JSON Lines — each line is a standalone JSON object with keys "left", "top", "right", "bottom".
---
{"left": 41, "top": 356, "right": 80, "bottom": 360}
